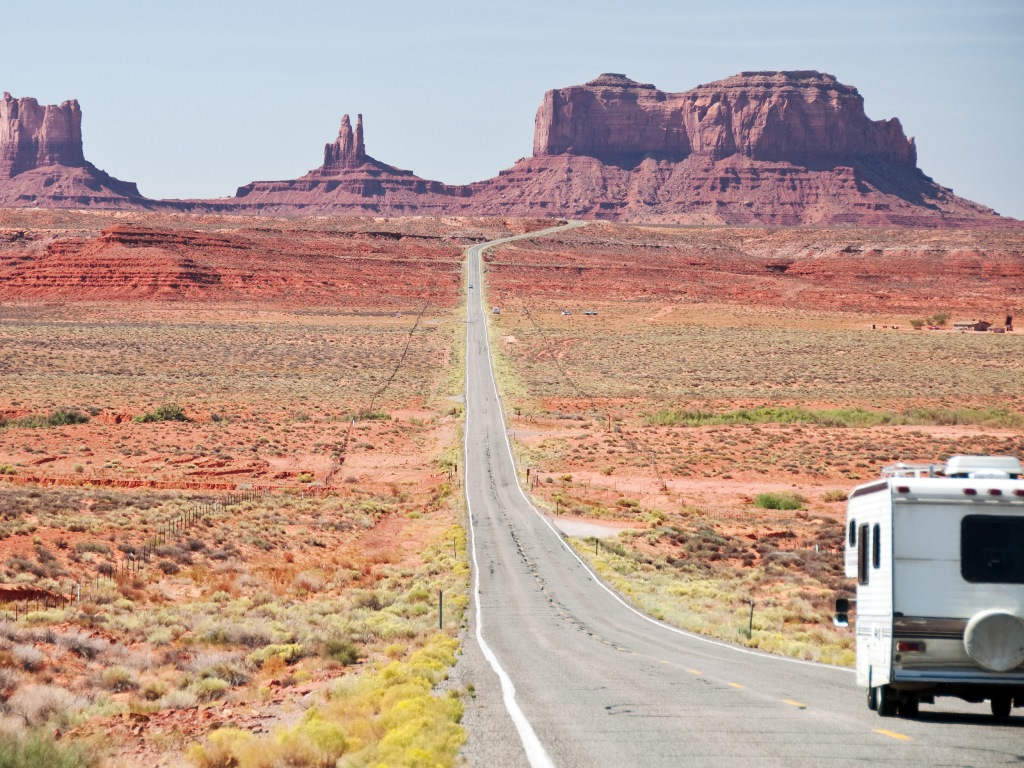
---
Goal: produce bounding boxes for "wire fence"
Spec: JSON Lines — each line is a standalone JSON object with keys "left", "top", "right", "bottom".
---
{"left": 0, "top": 487, "right": 271, "bottom": 621}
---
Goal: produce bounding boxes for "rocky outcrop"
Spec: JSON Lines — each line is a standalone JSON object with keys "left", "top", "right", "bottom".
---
{"left": 219, "top": 113, "right": 470, "bottom": 215}
{"left": 468, "top": 71, "right": 999, "bottom": 226}
{"left": 321, "top": 114, "right": 367, "bottom": 173}
{"left": 0, "top": 75, "right": 1014, "bottom": 226}
{"left": 533, "top": 71, "right": 916, "bottom": 167}
{"left": 0, "top": 93, "right": 86, "bottom": 177}
{"left": 0, "top": 92, "right": 146, "bottom": 207}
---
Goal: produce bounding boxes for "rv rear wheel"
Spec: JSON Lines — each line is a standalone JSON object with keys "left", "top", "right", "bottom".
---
{"left": 898, "top": 697, "right": 919, "bottom": 719}
{"left": 873, "top": 685, "right": 898, "bottom": 717}
{"left": 867, "top": 687, "right": 877, "bottom": 711}
{"left": 991, "top": 695, "right": 1012, "bottom": 719}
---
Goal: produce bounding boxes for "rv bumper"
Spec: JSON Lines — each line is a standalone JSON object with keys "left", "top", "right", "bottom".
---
{"left": 893, "top": 668, "right": 1024, "bottom": 686}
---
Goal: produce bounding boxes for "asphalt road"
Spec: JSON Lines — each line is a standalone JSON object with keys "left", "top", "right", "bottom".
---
{"left": 455, "top": 224, "right": 1024, "bottom": 767}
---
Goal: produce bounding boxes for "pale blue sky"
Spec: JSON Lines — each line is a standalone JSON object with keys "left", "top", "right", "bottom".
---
{"left": 7, "top": 0, "right": 1022, "bottom": 217}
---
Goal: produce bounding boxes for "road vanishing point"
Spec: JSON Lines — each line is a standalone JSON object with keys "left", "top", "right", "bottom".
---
{"left": 457, "top": 223, "right": 1023, "bottom": 767}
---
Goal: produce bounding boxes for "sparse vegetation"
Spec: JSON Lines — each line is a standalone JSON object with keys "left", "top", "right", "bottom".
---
{"left": 754, "top": 492, "right": 806, "bottom": 511}
{"left": 0, "top": 732, "right": 95, "bottom": 768}
{"left": 0, "top": 408, "right": 89, "bottom": 430}
{"left": 132, "top": 404, "right": 188, "bottom": 423}
{"left": 644, "top": 405, "right": 1024, "bottom": 429}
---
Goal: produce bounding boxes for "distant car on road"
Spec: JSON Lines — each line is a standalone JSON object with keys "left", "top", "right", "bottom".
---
{"left": 584, "top": 310, "right": 597, "bottom": 315}
{"left": 561, "top": 310, "right": 571, "bottom": 316}
{"left": 468, "top": 284, "right": 473, "bottom": 289}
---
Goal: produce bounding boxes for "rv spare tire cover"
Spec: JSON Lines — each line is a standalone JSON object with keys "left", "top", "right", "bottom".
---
{"left": 963, "top": 610, "right": 1024, "bottom": 672}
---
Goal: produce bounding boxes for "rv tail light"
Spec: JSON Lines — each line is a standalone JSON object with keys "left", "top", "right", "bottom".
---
{"left": 896, "top": 486, "right": 910, "bottom": 494}
{"left": 1015, "top": 489, "right": 1024, "bottom": 497}
{"left": 963, "top": 488, "right": 978, "bottom": 496}
{"left": 988, "top": 489, "right": 1003, "bottom": 496}
{"left": 896, "top": 641, "right": 926, "bottom": 653}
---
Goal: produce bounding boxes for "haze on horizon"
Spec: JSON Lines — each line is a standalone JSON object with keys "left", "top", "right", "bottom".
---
{"left": 6, "top": 0, "right": 1022, "bottom": 219}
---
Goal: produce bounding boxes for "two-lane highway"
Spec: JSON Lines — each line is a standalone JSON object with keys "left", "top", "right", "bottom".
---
{"left": 458, "top": 224, "right": 1023, "bottom": 767}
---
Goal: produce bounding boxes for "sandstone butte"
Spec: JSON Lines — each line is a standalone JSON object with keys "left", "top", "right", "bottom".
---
{"left": 0, "top": 92, "right": 147, "bottom": 208}
{"left": 0, "top": 72, "right": 1015, "bottom": 226}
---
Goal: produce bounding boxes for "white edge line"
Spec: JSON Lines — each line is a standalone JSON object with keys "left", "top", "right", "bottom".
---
{"left": 472, "top": 228, "right": 854, "bottom": 675}
{"left": 465, "top": 235, "right": 559, "bottom": 768}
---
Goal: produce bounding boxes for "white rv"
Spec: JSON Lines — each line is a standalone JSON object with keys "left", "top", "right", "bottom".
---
{"left": 839, "top": 455, "right": 1024, "bottom": 718}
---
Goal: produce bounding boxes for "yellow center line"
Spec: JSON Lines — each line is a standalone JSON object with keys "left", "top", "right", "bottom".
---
{"left": 874, "top": 729, "right": 912, "bottom": 741}
{"left": 781, "top": 699, "right": 807, "bottom": 709}
{"left": 688, "top": 669, "right": 703, "bottom": 676}
{"left": 727, "top": 682, "right": 744, "bottom": 689}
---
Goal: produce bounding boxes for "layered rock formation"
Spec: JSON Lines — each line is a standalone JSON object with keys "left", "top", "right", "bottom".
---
{"left": 469, "top": 71, "right": 998, "bottom": 226}
{"left": 532, "top": 72, "right": 916, "bottom": 167}
{"left": 0, "top": 92, "right": 146, "bottom": 208}
{"left": 321, "top": 113, "right": 366, "bottom": 172}
{"left": 220, "top": 113, "right": 468, "bottom": 215}
{"left": 1, "top": 93, "right": 86, "bottom": 177}
{"left": 0, "top": 74, "right": 1013, "bottom": 225}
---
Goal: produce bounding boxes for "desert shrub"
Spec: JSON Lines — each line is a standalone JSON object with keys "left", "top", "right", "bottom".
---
{"left": 2, "top": 408, "right": 89, "bottom": 430}
{"left": 7, "top": 685, "right": 85, "bottom": 727}
{"left": 0, "top": 732, "right": 95, "bottom": 768}
{"left": 193, "top": 678, "right": 230, "bottom": 702}
{"left": 72, "top": 542, "right": 109, "bottom": 555}
{"left": 822, "top": 489, "right": 848, "bottom": 503}
{"left": 11, "top": 646, "right": 43, "bottom": 673}
{"left": 156, "top": 560, "right": 179, "bottom": 575}
{"left": 158, "top": 689, "right": 198, "bottom": 711}
{"left": 188, "top": 724, "right": 347, "bottom": 768}
{"left": 133, "top": 404, "right": 187, "bottom": 424}
{"left": 754, "top": 492, "right": 806, "bottom": 511}
{"left": 0, "top": 669, "right": 22, "bottom": 702}
{"left": 146, "top": 628, "right": 175, "bottom": 647}
{"left": 356, "top": 410, "right": 391, "bottom": 421}
{"left": 99, "top": 666, "right": 135, "bottom": 693}
{"left": 293, "top": 570, "right": 326, "bottom": 593}
{"left": 223, "top": 623, "right": 275, "bottom": 649}
{"left": 350, "top": 590, "right": 394, "bottom": 611}
{"left": 154, "top": 545, "right": 192, "bottom": 564}
{"left": 190, "top": 652, "right": 250, "bottom": 686}
{"left": 55, "top": 632, "right": 106, "bottom": 660}
{"left": 321, "top": 636, "right": 361, "bottom": 666}
{"left": 247, "top": 644, "right": 303, "bottom": 667}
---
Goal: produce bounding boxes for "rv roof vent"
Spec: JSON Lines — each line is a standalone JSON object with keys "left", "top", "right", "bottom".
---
{"left": 944, "top": 455, "right": 1023, "bottom": 479}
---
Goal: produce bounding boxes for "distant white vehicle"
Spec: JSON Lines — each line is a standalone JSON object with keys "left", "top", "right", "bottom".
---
{"left": 584, "top": 310, "right": 597, "bottom": 315}
{"left": 561, "top": 310, "right": 571, "bottom": 316}
{"left": 838, "top": 455, "right": 1024, "bottom": 719}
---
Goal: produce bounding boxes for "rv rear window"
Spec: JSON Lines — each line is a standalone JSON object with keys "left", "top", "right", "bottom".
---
{"left": 961, "top": 515, "right": 1024, "bottom": 584}
{"left": 858, "top": 523, "right": 870, "bottom": 585}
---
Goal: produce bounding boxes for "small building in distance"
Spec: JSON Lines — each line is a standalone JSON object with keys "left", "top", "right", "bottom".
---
{"left": 954, "top": 320, "right": 992, "bottom": 332}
